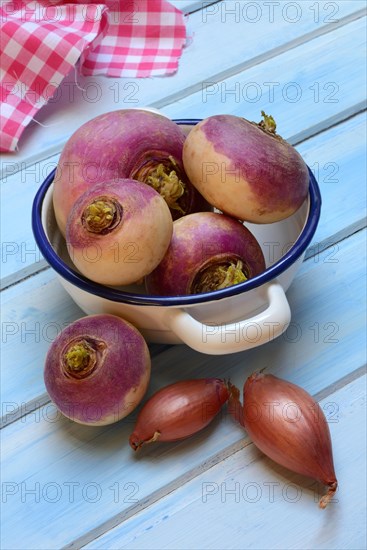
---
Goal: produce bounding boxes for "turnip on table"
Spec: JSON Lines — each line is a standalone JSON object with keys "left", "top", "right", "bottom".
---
{"left": 44, "top": 314, "right": 151, "bottom": 426}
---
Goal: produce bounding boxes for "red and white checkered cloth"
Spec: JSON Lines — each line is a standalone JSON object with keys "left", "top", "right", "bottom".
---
{"left": 0, "top": 0, "right": 187, "bottom": 152}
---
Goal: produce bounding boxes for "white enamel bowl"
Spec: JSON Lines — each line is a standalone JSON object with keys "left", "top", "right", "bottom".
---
{"left": 32, "top": 119, "right": 321, "bottom": 355}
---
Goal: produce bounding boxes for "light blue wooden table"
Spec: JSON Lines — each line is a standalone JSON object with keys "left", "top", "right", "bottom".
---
{"left": 1, "top": 1, "right": 366, "bottom": 548}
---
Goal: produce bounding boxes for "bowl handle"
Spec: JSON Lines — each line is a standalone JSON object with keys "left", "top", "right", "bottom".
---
{"left": 164, "top": 283, "right": 291, "bottom": 355}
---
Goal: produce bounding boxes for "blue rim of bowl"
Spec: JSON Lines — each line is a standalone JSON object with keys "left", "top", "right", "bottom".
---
{"left": 32, "top": 118, "right": 321, "bottom": 307}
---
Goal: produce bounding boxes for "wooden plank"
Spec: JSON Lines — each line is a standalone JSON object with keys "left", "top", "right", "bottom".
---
{"left": 0, "top": 1, "right": 362, "bottom": 175}
{"left": 1, "top": 114, "right": 366, "bottom": 418}
{"left": 162, "top": 17, "right": 366, "bottom": 130}
{"left": 298, "top": 112, "right": 367, "bottom": 250}
{"left": 84, "top": 374, "right": 367, "bottom": 550}
{"left": 0, "top": 229, "right": 365, "bottom": 549}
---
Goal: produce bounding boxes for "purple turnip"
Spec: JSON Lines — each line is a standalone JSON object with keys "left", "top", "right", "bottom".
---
{"left": 54, "top": 109, "right": 209, "bottom": 235}
{"left": 66, "top": 178, "right": 173, "bottom": 286}
{"left": 145, "top": 212, "right": 265, "bottom": 296}
{"left": 44, "top": 314, "right": 151, "bottom": 425}
{"left": 183, "top": 112, "right": 309, "bottom": 223}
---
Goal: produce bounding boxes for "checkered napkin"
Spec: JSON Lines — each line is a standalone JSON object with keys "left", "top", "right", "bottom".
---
{"left": 0, "top": 0, "right": 187, "bottom": 152}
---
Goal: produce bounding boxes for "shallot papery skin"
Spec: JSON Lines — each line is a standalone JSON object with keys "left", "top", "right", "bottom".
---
{"left": 129, "top": 378, "right": 229, "bottom": 450}
{"left": 53, "top": 109, "right": 209, "bottom": 235}
{"left": 236, "top": 372, "right": 338, "bottom": 508}
{"left": 44, "top": 314, "right": 151, "bottom": 426}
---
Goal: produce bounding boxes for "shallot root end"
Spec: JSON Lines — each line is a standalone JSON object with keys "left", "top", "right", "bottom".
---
{"left": 319, "top": 481, "right": 338, "bottom": 509}
{"left": 129, "top": 430, "right": 161, "bottom": 452}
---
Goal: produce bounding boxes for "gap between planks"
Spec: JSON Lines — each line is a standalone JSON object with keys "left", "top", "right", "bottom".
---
{"left": 1, "top": 103, "right": 365, "bottom": 293}
{"left": 304, "top": 219, "right": 367, "bottom": 261}
{"left": 184, "top": 0, "right": 222, "bottom": 15}
{"left": 290, "top": 101, "right": 367, "bottom": 147}
{"left": 1, "top": 7, "right": 365, "bottom": 182}
{"left": 61, "top": 365, "right": 366, "bottom": 550}
{"left": 0, "top": 262, "right": 49, "bottom": 292}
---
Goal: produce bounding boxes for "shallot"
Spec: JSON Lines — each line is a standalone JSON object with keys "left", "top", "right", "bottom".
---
{"left": 129, "top": 378, "right": 229, "bottom": 450}
{"left": 229, "top": 372, "right": 338, "bottom": 508}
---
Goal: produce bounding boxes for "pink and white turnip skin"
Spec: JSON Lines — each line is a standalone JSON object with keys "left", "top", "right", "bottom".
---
{"left": 66, "top": 179, "right": 173, "bottom": 286}
{"left": 44, "top": 314, "right": 151, "bottom": 426}
{"left": 182, "top": 112, "right": 309, "bottom": 223}
{"left": 145, "top": 212, "right": 266, "bottom": 296}
{"left": 54, "top": 109, "right": 209, "bottom": 235}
